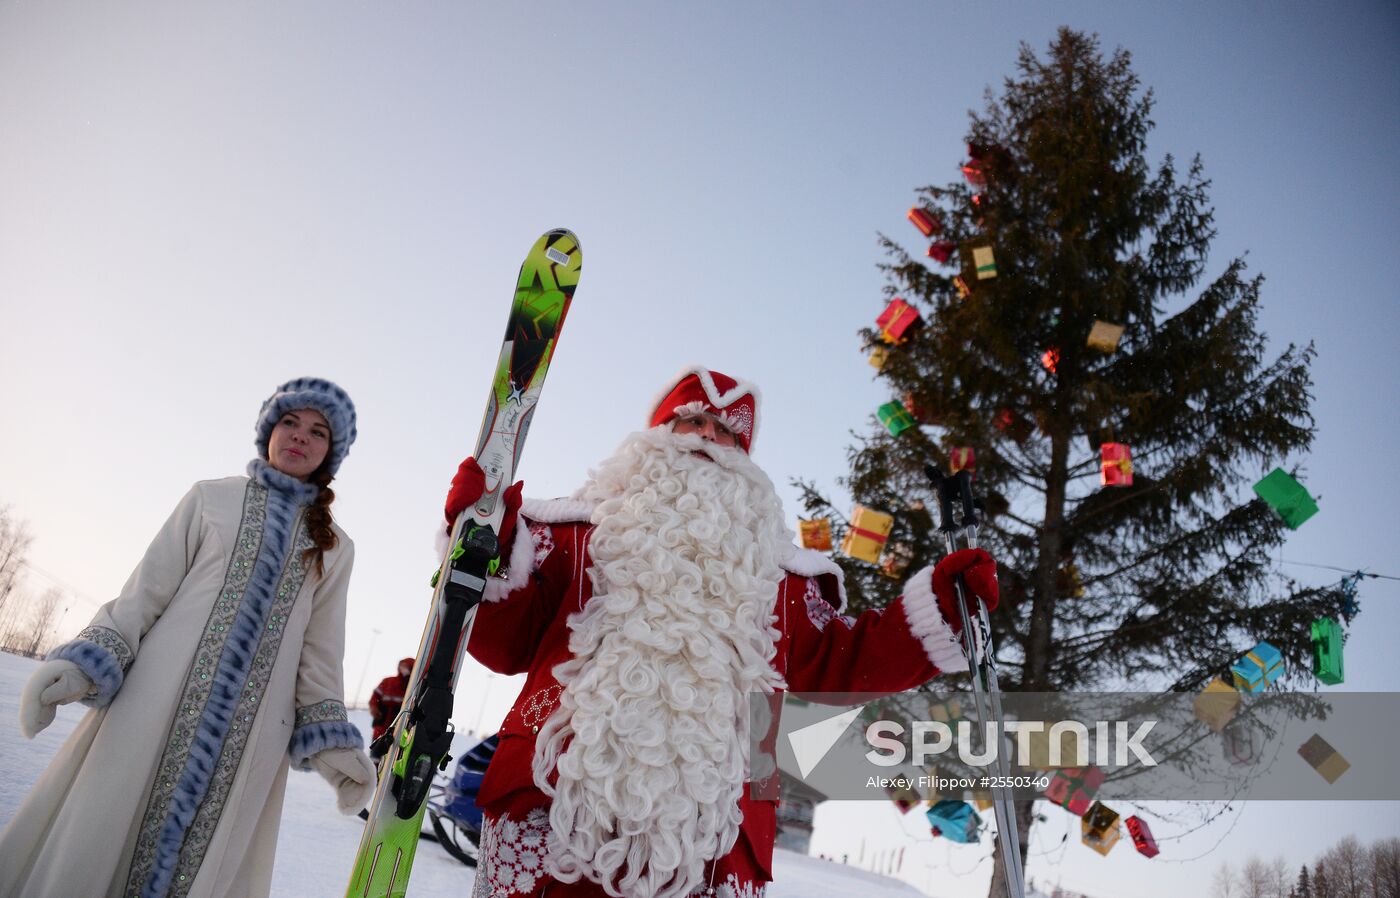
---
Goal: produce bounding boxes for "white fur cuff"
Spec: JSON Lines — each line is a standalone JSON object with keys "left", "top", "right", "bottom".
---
{"left": 482, "top": 518, "right": 539, "bottom": 603}
{"left": 432, "top": 517, "right": 540, "bottom": 603}
{"left": 901, "top": 564, "right": 970, "bottom": 673}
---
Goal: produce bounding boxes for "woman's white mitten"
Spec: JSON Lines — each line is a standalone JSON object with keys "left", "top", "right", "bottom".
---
{"left": 20, "top": 659, "right": 93, "bottom": 739}
{"left": 310, "top": 747, "right": 378, "bottom": 814}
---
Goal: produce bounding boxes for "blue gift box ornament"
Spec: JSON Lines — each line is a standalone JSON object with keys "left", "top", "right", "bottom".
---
{"left": 926, "top": 800, "right": 983, "bottom": 844}
{"left": 1231, "top": 641, "right": 1284, "bottom": 692}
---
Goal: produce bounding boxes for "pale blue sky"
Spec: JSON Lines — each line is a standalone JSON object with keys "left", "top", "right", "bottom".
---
{"left": 1, "top": 2, "right": 1396, "bottom": 895}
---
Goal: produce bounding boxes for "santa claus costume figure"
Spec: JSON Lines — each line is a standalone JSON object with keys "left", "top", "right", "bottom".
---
{"left": 445, "top": 366, "right": 998, "bottom": 898}
{"left": 368, "top": 656, "right": 416, "bottom": 761}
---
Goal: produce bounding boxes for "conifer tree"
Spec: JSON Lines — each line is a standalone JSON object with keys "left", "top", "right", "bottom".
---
{"left": 798, "top": 28, "right": 1350, "bottom": 892}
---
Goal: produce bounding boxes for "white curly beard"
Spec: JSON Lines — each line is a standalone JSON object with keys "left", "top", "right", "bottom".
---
{"left": 531, "top": 427, "right": 790, "bottom": 898}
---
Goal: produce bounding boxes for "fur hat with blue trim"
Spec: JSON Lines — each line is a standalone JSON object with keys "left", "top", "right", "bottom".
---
{"left": 254, "top": 377, "right": 358, "bottom": 476}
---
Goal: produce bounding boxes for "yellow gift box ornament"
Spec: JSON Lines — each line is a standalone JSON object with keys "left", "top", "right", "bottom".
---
{"left": 949, "top": 447, "right": 976, "bottom": 477}
{"left": 1193, "top": 677, "right": 1240, "bottom": 732}
{"left": 839, "top": 505, "right": 894, "bottom": 564}
{"left": 1026, "top": 725, "right": 1085, "bottom": 769}
{"left": 1081, "top": 801, "right": 1122, "bottom": 856}
{"left": 927, "top": 697, "right": 965, "bottom": 727}
{"left": 1087, "top": 320, "right": 1125, "bottom": 353}
{"left": 1298, "top": 733, "right": 1350, "bottom": 785}
{"left": 971, "top": 244, "right": 998, "bottom": 280}
{"left": 868, "top": 345, "right": 890, "bottom": 370}
{"left": 798, "top": 518, "right": 833, "bottom": 552}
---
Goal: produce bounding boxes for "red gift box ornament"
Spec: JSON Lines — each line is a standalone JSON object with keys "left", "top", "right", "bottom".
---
{"left": 1041, "top": 347, "right": 1061, "bottom": 373}
{"left": 949, "top": 446, "right": 976, "bottom": 477}
{"left": 903, "top": 391, "right": 938, "bottom": 426}
{"left": 1101, "top": 443, "right": 1133, "bottom": 487}
{"left": 961, "top": 160, "right": 988, "bottom": 191}
{"left": 1126, "top": 815, "right": 1160, "bottom": 858}
{"left": 885, "top": 777, "right": 922, "bottom": 813}
{"left": 926, "top": 241, "right": 957, "bottom": 264}
{"left": 880, "top": 541, "right": 916, "bottom": 579}
{"left": 994, "top": 408, "right": 1032, "bottom": 443}
{"left": 908, "top": 206, "right": 942, "bottom": 237}
{"left": 876, "top": 298, "right": 922, "bottom": 344}
{"left": 1222, "top": 722, "right": 1262, "bottom": 766}
{"left": 967, "top": 142, "right": 1009, "bottom": 167}
{"left": 1045, "top": 766, "right": 1105, "bottom": 816}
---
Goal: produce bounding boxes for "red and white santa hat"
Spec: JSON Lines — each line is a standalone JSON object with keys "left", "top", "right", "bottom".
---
{"left": 648, "top": 366, "right": 761, "bottom": 454}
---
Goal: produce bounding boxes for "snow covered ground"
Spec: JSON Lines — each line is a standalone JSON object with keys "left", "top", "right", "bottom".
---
{"left": 0, "top": 651, "right": 931, "bottom": 896}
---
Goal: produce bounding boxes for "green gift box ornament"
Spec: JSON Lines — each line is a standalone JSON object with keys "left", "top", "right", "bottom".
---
{"left": 1311, "top": 617, "right": 1344, "bottom": 685}
{"left": 878, "top": 401, "right": 917, "bottom": 437}
{"left": 1252, "top": 468, "right": 1318, "bottom": 529}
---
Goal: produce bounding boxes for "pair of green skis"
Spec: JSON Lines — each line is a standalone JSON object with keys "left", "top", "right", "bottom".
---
{"left": 345, "top": 229, "right": 582, "bottom": 898}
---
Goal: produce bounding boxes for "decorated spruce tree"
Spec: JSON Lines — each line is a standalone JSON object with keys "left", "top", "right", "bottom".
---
{"left": 798, "top": 28, "right": 1351, "bottom": 890}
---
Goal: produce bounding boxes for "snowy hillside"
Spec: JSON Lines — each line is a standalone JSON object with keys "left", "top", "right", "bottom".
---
{"left": 0, "top": 651, "right": 929, "bottom": 897}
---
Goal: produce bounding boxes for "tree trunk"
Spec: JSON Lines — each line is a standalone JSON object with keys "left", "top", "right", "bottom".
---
{"left": 987, "top": 422, "right": 1068, "bottom": 897}
{"left": 1024, "top": 424, "right": 1069, "bottom": 690}
{"left": 985, "top": 800, "right": 1036, "bottom": 898}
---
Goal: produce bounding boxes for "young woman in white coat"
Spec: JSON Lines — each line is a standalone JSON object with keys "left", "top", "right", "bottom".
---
{"left": 0, "top": 377, "right": 376, "bottom": 898}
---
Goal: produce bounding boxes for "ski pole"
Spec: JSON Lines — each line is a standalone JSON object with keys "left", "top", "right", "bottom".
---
{"left": 925, "top": 464, "right": 1026, "bottom": 898}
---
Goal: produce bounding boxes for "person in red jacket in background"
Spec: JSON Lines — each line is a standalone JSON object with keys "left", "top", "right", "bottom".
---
{"left": 443, "top": 366, "right": 1000, "bottom": 898}
{"left": 367, "top": 657, "right": 414, "bottom": 762}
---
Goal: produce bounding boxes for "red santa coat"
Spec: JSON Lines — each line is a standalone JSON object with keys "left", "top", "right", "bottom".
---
{"left": 368, "top": 672, "right": 408, "bottom": 742}
{"left": 467, "top": 498, "right": 968, "bottom": 881}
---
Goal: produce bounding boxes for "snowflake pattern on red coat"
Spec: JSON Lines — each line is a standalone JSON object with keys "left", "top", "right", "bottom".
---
{"left": 528, "top": 522, "right": 555, "bottom": 567}
{"left": 472, "top": 807, "right": 550, "bottom": 898}
{"left": 519, "top": 684, "right": 562, "bottom": 729}
{"left": 803, "top": 578, "right": 854, "bottom": 632}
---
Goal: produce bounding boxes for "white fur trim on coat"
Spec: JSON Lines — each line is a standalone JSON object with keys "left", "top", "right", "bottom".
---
{"left": 482, "top": 519, "right": 539, "bottom": 603}
{"left": 433, "top": 518, "right": 541, "bottom": 604}
{"left": 900, "top": 564, "right": 970, "bottom": 673}
{"left": 520, "top": 496, "right": 597, "bottom": 524}
{"left": 778, "top": 545, "right": 848, "bottom": 613}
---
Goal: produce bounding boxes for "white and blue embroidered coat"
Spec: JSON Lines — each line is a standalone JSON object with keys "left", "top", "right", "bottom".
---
{"left": 0, "top": 462, "right": 360, "bottom": 898}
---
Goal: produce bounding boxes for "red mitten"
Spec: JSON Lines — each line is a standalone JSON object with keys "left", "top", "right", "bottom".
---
{"left": 444, "top": 457, "right": 524, "bottom": 557}
{"left": 930, "top": 548, "right": 999, "bottom": 634}
{"left": 444, "top": 457, "right": 486, "bottom": 526}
